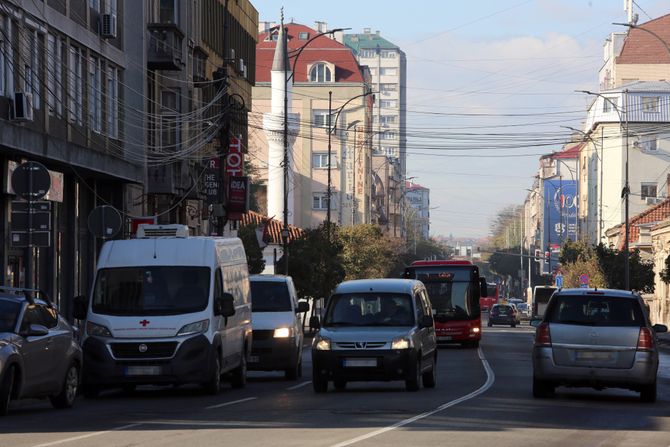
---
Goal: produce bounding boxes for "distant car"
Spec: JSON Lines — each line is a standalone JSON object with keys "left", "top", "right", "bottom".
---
{"left": 488, "top": 304, "right": 518, "bottom": 327}
{"left": 532, "top": 288, "right": 668, "bottom": 402}
{"left": 516, "top": 303, "right": 531, "bottom": 321}
{"left": 312, "top": 279, "right": 437, "bottom": 392}
{"left": 0, "top": 287, "right": 82, "bottom": 416}
{"left": 509, "top": 298, "right": 524, "bottom": 306}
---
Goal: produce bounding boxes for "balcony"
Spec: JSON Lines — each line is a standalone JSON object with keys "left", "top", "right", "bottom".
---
{"left": 147, "top": 23, "right": 184, "bottom": 71}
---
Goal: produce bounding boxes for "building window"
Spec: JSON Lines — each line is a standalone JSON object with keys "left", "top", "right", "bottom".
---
{"left": 90, "top": 0, "right": 100, "bottom": 12}
{"left": 309, "top": 63, "right": 332, "bottom": 82}
{"left": 381, "top": 131, "right": 396, "bottom": 140}
{"left": 47, "top": 34, "right": 65, "bottom": 117}
{"left": 382, "top": 146, "right": 396, "bottom": 157}
{"left": 1, "top": 16, "right": 13, "bottom": 98}
{"left": 360, "top": 49, "right": 375, "bottom": 58}
{"left": 380, "top": 67, "right": 397, "bottom": 76}
{"left": 0, "top": 16, "right": 5, "bottom": 98}
{"left": 312, "top": 153, "right": 331, "bottom": 168}
{"left": 639, "top": 136, "right": 658, "bottom": 153}
{"left": 380, "top": 115, "right": 396, "bottom": 126}
{"left": 642, "top": 96, "right": 659, "bottom": 113}
{"left": 380, "top": 83, "right": 397, "bottom": 94}
{"left": 24, "top": 29, "right": 42, "bottom": 110}
{"left": 602, "top": 97, "right": 618, "bottom": 113}
{"left": 380, "top": 99, "right": 397, "bottom": 109}
{"left": 312, "top": 110, "right": 333, "bottom": 128}
{"left": 641, "top": 183, "right": 657, "bottom": 199}
{"left": 104, "top": 0, "right": 117, "bottom": 15}
{"left": 159, "top": 0, "right": 179, "bottom": 24}
{"left": 160, "top": 89, "right": 180, "bottom": 150}
{"left": 381, "top": 50, "right": 396, "bottom": 58}
{"left": 313, "top": 193, "right": 335, "bottom": 210}
{"left": 107, "top": 66, "right": 118, "bottom": 138}
{"left": 68, "top": 46, "right": 84, "bottom": 125}
{"left": 88, "top": 57, "right": 102, "bottom": 132}
{"left": 298, "top": 32, "right": 309, "bottom": 40}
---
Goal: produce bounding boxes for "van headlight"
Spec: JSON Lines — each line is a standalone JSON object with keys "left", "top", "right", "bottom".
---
{"left": 391, "top": 337, "right": 412, "bottom": 350}
{"left": 177, "top": 319, "right": 210, "bottom": 336}
{"left": 86, "top": 321, "right": 112, "bottom": 338}
{"left": 314, "top": 336, "right": 331, "bottom": 351}
{"left": 273, "top": 327, "right": 292, "bottom": 338}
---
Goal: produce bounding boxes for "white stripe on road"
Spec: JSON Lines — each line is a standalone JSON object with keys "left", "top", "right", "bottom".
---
{"left": 31, "top": 423, "right": 142, "bottom": 447}
{"left": 330, "top": 347, "right": 496, "bottom": 447}
{"left": 286, "top": 381, "right": 312, "bottom": 391}
{"left": 205, "top": 396, "right": 257, "bottom": 410}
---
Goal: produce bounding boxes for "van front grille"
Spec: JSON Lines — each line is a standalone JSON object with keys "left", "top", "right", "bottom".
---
{"left": 110, "top": 342, "right": 178, "bottom": 359}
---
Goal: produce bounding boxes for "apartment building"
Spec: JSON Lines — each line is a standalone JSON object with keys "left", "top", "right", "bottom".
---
{"left": 405, "top": 180, "right": 430, "bottom": 239}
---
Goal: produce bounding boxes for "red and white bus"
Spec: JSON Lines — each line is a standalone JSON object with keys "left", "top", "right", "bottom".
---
{"left": 480, "top": 283, "right": 500, "bottom": 312}
{"left": 403, "top": 260, "right": 488, "bottom": 348}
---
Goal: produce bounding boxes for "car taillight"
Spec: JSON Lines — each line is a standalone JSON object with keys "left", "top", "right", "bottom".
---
{"left": 534, "top": 322, "right": 551, "bottom": 347}
{"left": 636, "top": 327, "right": 654, "bottom": 351}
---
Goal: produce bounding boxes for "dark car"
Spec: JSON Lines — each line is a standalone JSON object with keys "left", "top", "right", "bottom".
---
{"left": 0, "top": 287, "right": 82, "bottom": 415}
{"left": 488, "top": 304, "right": 518, "bottom": 327}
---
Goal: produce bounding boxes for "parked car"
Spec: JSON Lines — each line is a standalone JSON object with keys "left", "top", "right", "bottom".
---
{"left": 311, "top": 279, "right": 437, "bottom": 392}
{"left": 248, "top": 275, "right": 309, "bottom": 379}
{"left": 488, "top": 304, "right": 518, "bottom": 327}
{"left": 532, "top": 288, "right": 668, "bottom": 402}
{"left": 0, "top": 287, "right": 82, "bottom": 416}
{"left": 516, "top": 303, "right": 531, "bottom": 322}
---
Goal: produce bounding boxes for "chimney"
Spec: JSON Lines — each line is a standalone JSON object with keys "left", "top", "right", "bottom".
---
{"left": 314, "top": 21, "right": 328, "bottom": 33}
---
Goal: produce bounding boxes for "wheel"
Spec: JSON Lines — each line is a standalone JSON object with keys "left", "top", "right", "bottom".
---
{"left": 405, "top": 358, "right": 421, "bottom": 391}
{"left": 0, "top": 365, "right": 16, "bottom": 416}
{"left": 532, "top": 377, "right": 554, "bottom": 398}
{"left": 82, "top": 383, "right": 101, "bottom": 399}
{"left": 511, "top": 323, "right": 516, "bottom": 328}
{"left": 298, "top": 360, "right": 303, "bottom": 378}
{"left": 640, "top": 381, "right": 656, "bottom": 403}
{"left": 230, "top": 351, "right": 247, "bottom": 389}
{"left": 285, "top": 351, "right": 301, "bottom": 380}
{"left": 333, "top": 379, "right": 347, "bottom": 391}
{"left": 50, "top": 364, "right": 79, "bottom": 409}
{"left": 312, "top": 369, "right": 328, "bottom": 393}
{"left": 422, "top": 355, "right": 436, "bottom": 389}
{"left": 487, "top": 321, "right": 493, "bottom": 327}
{"left": 203, "top": 355, "right": 221, "bottom": 395}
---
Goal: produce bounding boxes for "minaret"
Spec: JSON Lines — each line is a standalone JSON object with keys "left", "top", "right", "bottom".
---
{"left": 263, "top": 18, "right": 299, "bottom": 225}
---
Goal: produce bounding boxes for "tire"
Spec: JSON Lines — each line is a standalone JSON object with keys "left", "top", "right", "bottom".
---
{"left": 487, "top": 321, "right": 493, "bottom": 327}
{"left": 203, "top": 355, "right": 221, "bottom": 395}
{"left": 50, "top": 364, "right": 79, "bottom": 409}
{"left": 405, "top": 358, "right": 421, "bottom": 391}
{"left": 532, "top": 377, "right": 554, "bottom": 398}
{"left": 422, "top": 355, "right": 436, "bottom": 389}
{"left": 312, "top": 369, "right": 328, "bottom": 393}
{"left": 640, "top": 381, "right": 656, "bottom": 403}
{"left": 230, "top": 351, "right": 247, "bottom": 389}
{"left": 285, "top": 351, "right": 301, "bottom": 380}
{"left": 0, "top": 365, "right": 15, "bottom": 417}
{"left": 333, "top": 379, "right": 347, "bottom": 391}
{"left": 82, "top": 383, "right": 100, "bottom": 399}
{"left": 511, "top": 323, "right": 516, "bottom": 328}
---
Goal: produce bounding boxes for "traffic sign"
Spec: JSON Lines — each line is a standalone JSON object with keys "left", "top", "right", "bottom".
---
{"left": 579, "top": 274, "right": 589, "bottom": 288}
{"left": 88, "top": 205, "right": 122, "bottom": 239}
{"left": 11, "top": 200, "right": 51, "bottom": 212}
{"left": 11, "top": 231, "right": 51, "bottom": 247}
{"left": 11, "top": 161, "right": 51, "bottom": 201}
{"left": 555, "top": 273, "right": 563, "bottom": 289}
{"left": 11, "top": 211, "right": 51, "bottom": 231}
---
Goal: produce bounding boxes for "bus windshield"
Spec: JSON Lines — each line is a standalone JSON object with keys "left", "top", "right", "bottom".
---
{"left": 405, "top": 266, "right": 480, "bottom": 321}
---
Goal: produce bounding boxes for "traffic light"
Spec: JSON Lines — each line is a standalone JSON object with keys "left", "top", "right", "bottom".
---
{"left": 544, "top": 249, "right": 550, "bottom": 264}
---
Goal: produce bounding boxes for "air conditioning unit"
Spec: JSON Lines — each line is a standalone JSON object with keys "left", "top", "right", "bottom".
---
{"left": 100, "top": 13, "right": 117, "bottom": 39}
{"left": 136, "top": 224, "right": 190, "bottom": 238}
{"left": 645, "top": 197, "right": 664, "bottom": 205}
{"left": 225, "top": 48, "right": 235, "bottom": 62}
{"left": 12, "top": 92, "right": 33, "bottom": 122}
{"left": 242, "top": 64, "right": 248, "bottom": 80}
{"left": 238, "top": 58, "right": 245, "bottom": 74}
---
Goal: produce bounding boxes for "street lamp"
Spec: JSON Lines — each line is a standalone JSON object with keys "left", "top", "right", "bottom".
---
{"left": 577, "top": 89, "right": 630, "bottom": 290}
{"left": 346, "top": 119, "right": 362, "bottom": 225}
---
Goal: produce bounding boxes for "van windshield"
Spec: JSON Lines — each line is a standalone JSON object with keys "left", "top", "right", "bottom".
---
{"left": 92, "top": 267, "right": 210, "bottom": 316}
{"left": 324, "top": 293, "right": 414, "bottom": 327}
{"left": 250, "top": 281, "right": 292, "bottom": 312}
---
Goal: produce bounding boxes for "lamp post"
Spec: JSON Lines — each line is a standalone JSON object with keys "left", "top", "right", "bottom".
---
{"left": 346, "top": 119, "right": 362, "bottom": 225}
{"left": 577, "top": 89, "right": 629, "bottom": 290}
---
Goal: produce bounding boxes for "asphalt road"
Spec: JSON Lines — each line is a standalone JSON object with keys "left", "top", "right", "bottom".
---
{"left": 1, "top": 325, "right": 669, "bottom": 447}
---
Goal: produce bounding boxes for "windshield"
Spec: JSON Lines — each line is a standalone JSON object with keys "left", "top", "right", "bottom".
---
{"left": 487, "top": 285, "right": 498, "bottom": 297}
{"left": 324, "top": 293, "right": 414, "bottom": 327}
{"left": 405, "top": 266, "right": 480, "bottom": 321}
{"left": 92, "top": 267, "right": 211, "bottom": 316}
{"left": 0, "top": 299, "right": 20, "bottom": 332}
{"left": 251, "top": 281, "right": 291, "bottom": 312}
{"left": 545, "top": 295, "right": 644, "bottom": 327}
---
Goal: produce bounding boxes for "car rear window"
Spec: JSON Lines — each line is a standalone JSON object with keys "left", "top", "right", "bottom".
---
{"left": 545, "top": 295, "right": 644, "bottom": 327}
{"left": 250, "top": 281, "right": 292, "bottom": 312}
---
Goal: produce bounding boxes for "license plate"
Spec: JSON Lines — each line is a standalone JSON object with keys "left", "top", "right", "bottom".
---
{"left": 343, "top": 358, "right": 377, "bottom": 368}
{"left": 576, "top": 351, "right": 612, "bottom": 361}
{"left": 125, "top": 366, "right": 162, "bottom": 376}
{"left": 248, "top": 355, "right": 260, "bottom": 363}
{"left": 437, "top": 336, "right": 452, "bottom": 341}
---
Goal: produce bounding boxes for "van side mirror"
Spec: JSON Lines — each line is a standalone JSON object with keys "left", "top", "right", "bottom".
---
{"left": 419, "top": 315, "right": 434, "bottom": 329}
{"left": 653, "top": 324, "right": 668, "bottom": 333}
{"left": 22, "top": 324, "right": 49, "bottom": 337}
{"left": 215, "top": 293, "right": 236, "bottom": 317}
{"left": 73, "top": 295, "right": 88, "bottom": 320}
{"left": 309, "top": 315, "right": 320, "bottom": 330}
{"left": 296, "top": 301, "right": 310, "bottom": 313}
{"left": 530, "top": 318, "right": 542, "bottom": 328}
{"left": 479, "top": 278, "right": 488, "bottom": 297}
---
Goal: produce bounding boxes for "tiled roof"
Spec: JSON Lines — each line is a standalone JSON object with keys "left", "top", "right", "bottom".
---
{"left": 616, "top": 197, "right": 670, "bottom": 250}
{"left": 240, "top": 211, "right": 304, "bottom": 245}
{"left": 616, "top": 14, "right": 670, "bottom": 65}
{"left": 552, "top": 142, "right": 583, "bottom": 159}
{"left": 343, "top": 33, "right": 400, "bottom": 55}
{"left": 256, "top": 23, "right": 365, "bottom": 83}
{"left": 405, "top": 181, "right": 428, "bottom": 191}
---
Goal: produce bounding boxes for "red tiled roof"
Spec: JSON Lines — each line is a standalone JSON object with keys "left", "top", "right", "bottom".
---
{"left": 405, "top": 181, "right": 428, "bottom": 191}
{"left": 552, "top": 142, "right": 583, "bottom": 159}
{"left": 617, "top": 197, "right": 670, "bottom": 250}
{"left": 256, "top": 23, "right": 365, "bottom": 83}
{"left": 616, "top": 14, "right": 670, "bottom": 65}
{"left": 240, "top": 211, "right": 304, "bottom": 245}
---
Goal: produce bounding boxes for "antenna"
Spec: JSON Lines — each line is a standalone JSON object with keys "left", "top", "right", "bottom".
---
{"left": 624, "top": 0, "right": 634, "bottom": 25}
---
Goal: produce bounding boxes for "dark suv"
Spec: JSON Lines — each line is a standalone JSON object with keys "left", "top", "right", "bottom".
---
{"left": 0, "top": 287, "right": 82, "bottom": 415}
{"left": 488, "top": 304, "right": 518, "bottom": 327}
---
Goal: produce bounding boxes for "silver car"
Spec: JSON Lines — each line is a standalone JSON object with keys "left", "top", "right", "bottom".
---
{"left": 312, "top": 279, "right": 437, "bottom": 392}
{"left": 532, "top": 288, "right": 667, "bottom": 402}
{"left": 0, "top": 287, "right": 82, "bottom": 415}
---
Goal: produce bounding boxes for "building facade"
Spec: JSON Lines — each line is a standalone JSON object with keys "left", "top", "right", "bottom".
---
{"left": 405, "top": 180, "right": 430, "bottom": 240}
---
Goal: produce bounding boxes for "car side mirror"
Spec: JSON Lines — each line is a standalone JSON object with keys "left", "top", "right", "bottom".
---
{"left": 419, "top": 315, "right": 434, "bottom": 329}
{"left": 309, "top": 315, "right": 321, "bottom": 330}
{"left": 653, "top": 324, "right": 668, "bottom": 333}
{"left": 73, "top": 295, "right": 88, "bottom": 320}
{"left": 479, "top": 278, "right": 488, "bottom": 297}
{"left": 296, "top": 301, "right": 310, "bottom": 313}
{"left": 215, "top": 293, "right": 236, "bottom": 317}
{"left": 23, "top": 324, "right": 49, "bottom": 337}
{"left": 530, "top": 318, "right": 542, "bottom": 328}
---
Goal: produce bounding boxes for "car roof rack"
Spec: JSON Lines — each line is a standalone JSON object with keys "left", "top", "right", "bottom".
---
{"left": 0, "top": 286, "right": 52, "bottom": 307}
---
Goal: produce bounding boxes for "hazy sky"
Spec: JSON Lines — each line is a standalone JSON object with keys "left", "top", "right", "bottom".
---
{"left": 254, "top": 0, "right": 669, "bottom": 238}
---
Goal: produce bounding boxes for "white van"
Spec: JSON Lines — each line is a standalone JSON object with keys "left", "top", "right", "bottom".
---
{"left": 73, "top": 225, "right": 252, "bottom": 396}
{"left": 248, "top": 275, "right": 309, "bottom": 379}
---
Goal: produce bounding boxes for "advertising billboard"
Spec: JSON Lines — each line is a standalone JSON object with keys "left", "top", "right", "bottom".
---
{"left": 542, "top": 179, "right": 578, "bottom": 273}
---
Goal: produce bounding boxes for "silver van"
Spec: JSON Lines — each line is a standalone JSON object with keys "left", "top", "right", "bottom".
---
{"left": 312, "top": 279, "right": 437, "bottom": 392}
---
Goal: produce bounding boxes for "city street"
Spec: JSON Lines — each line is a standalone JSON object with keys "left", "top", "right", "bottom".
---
{"left": 2, "top": 326, "right": 669, "bottom": 447}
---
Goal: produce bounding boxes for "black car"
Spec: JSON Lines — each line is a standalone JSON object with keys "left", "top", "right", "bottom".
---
{"left": 487, "top": 304, "right": 518, "bottom": 327}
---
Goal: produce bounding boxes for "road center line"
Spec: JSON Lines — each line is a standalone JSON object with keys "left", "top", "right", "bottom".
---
{"left": 286, "top": 381, "right": 312, "bottom": 391}
{"left": 330, "top": 347, "right": 496, "bottom": 447}
{"left": 31, "top": 423, "right": 142, "bottom": 447}
{"left": 205, "top": 396, "right": 257, "bottom": 410}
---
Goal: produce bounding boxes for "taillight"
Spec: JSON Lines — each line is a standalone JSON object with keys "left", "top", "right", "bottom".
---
{"left": 534, "top": 322, "right": 551, "bottom": 347}
{"left": 636, "top": 327, "right": 654, "bottom": 351}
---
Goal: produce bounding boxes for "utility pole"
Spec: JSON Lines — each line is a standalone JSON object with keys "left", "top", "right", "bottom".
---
{"left": 623, "top": 89, "right": 630, "bottom": 290}
{"left": 326, "top": 90, "right": 333, "bottom": 237}
{"left": 282, "top": 15, "right": 290, "bottom": 275}
{"left": 216, "top": 0, "right": 230, "bottom": 236}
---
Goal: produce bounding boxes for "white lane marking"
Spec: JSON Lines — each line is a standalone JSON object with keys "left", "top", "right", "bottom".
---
{"left": 205, "top": 396, "right": 257, "bottom": 410}
{"left": 31, "top": 423, "right": 142, "bottom": 447}
{"left": 330, "top": 347, "right": 496, "bottom": 447}
{"left": 286, "top": 381, "right": 312, "bottom": 391}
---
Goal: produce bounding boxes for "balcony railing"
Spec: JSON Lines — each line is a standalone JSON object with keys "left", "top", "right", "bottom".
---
{"left": 147, "top": 23, "right": 184, "bottom": 71}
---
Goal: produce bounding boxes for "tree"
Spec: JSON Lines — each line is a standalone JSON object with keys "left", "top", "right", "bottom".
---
{"left": 339, "top": 224, "right": 398, "bottom": 280}
{"left": 594, "top": 244, "right": 655, "bottom": 293}
{"left": 488, "top": 249, "right": 521, "bottom": 278}
{"left": 237, "top": 223, "right": 265, "bottom": 274}
{"left": 559, "top": 248, "right": 606, "bottom": 289}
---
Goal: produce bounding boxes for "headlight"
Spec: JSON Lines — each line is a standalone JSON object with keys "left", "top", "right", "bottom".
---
{"left": 471, "top": 327, "right": 481, "bottom": 333}
{"left": 177, "top": 319, "right": 210, "bottom": 336}
{"left": 314, "top": 337, "right": 331, "bottom": 351}
{"left": 273, "top": 327, "right": 292, "bottom": 338}
{"left": 391, "top": 337, "right": 411, "bottom": 350}
{"left": 86, "top": 321, "right": 112, "bottom": 338}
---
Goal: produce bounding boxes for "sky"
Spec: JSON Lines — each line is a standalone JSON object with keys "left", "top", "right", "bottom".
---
{"left": 253, "top": 0, "right": 670, "bottom": 239}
